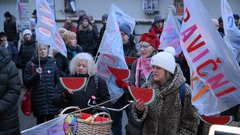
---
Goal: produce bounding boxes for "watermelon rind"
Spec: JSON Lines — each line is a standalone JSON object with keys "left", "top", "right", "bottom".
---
{"left": 107, "top": 66, "right": 130, "bottom": 80}
{"left": 59, "top": 77, "right": 87, "bottom": 92}
{"left": 128, "top": 86, "right": 156, "bottom": 106}
{"left": 199, "top": 115, "right": 234, "bottom": 125}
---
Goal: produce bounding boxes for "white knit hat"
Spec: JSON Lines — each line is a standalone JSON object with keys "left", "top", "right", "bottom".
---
{"left": 23, "top": 29, "right": 32, "bottom": 36}
{"left": 150, "top": 51, "right": 176, "bottom": 74}
{"left": 164, "top": 46, "right": 176, "bottom": 56}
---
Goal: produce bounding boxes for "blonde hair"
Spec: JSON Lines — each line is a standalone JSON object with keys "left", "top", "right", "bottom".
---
{"left": 63, "top": 31, "right": 76, "bottom": 44}
{"left": 69, "top": 53, "right": 96, "bottom": 76}
{"left": 58, "top": 28, "right": 67, "bottom": 35}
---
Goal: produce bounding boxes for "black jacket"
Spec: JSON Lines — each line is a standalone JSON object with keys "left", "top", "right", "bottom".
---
{"left": 23, "top": 56, "right": 59, "bottom": 117}
{"left": 4, "top": 16, "right": 19, "bottom": 42}
{"left": 18, "top": 40, "right": 36, "bottom": 69}
{"left": 76, "top": 27, "right": 98, "bottom": 56}
{"left": 53, "top": 74, "right": 110, "bottom": 114}
{"left": 0, "top": 48, "right": 21, "bottom": 135}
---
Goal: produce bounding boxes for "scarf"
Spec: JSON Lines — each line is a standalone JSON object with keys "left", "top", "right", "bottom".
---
{"left": 135, "top": 57, "right": 152, "bottom": 87}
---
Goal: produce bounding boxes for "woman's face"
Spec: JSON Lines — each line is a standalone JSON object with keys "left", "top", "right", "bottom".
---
{"left": 121, "top": 31, "right": 129, "bottom": 45}
{"left": 152, "top": 65, "right": 166, "bottom": 83}
{"left": 24, "top": 34, "right": 32, "bottom": 41}
{"left": 82, "top": 19, "right": 89, "bottom": 27}
{"left": 38, "top": 45, "right": 48, "bottom": 58}
{"left": 75, "top": 59, "right": 88, "bottom": 75}
{"left": 140, "top": 43, "right": 155, "bottom": 58}
{"left": 155, "top": 22, "right": 164, "bottom": 29}
{"left": 67, "top": 37, "right": 77, "bottom": 47}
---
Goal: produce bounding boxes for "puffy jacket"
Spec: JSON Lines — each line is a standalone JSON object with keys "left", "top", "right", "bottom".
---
{"left": 18, "top": 40, "right": 36, "bottom": 69}
{"left": 23, "top": 56, "right": 59, "bottom": 117}
{"left": 0, "top": 48, "right": 21, "bottom": 135}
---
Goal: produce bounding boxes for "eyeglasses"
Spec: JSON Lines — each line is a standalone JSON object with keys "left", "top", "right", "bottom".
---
{"left": 139, "top": 44, "right": 151, "bottom": 49}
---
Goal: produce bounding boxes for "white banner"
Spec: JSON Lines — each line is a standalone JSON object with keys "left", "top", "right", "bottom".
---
{"left": 180, "top": 0, "right": 240, "bottom": 115}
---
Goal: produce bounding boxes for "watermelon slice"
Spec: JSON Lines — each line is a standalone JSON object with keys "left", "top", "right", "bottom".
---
{"left": 59, "top": 77, "right": 87, "bottom": 92}
{"left": 128, "top": 86, "right": 155, "bottom": 105}
{"left": 199, "top": 115, "right": 234, "bottom": 125}
{"left": 125, "top": 57, "right": 138, "bottom": 65}
{"left": 107, "top": 66, "right": 130, "bottom": 80}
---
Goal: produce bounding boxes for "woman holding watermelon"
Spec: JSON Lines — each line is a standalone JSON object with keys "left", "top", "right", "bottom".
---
{"left": 129, "top": 51, "right": 199, "bottom": 135}
{"left": 53, "top": 53, "right": 110, "bottom": 114}
{"left": 23, "top": 43, "right": 60, "bottom": 124}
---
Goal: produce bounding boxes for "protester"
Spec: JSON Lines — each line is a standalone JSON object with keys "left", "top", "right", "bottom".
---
{"left": 129, "top": 51, "right": 199, "bottom": 135}
{"left": 119, "top": 23, "right": 139, "bottom": 58}
{"left": 88, "top": 15, "right": 99, "bottom": 34}
{"left": 63, "top": 16, "right": 77, "bottom": 32}
{"left": 111, "top": 32, "right": 159, "bottom": 135}
{"left": 23, "top": 43, "right": 59, "bottom": 124}
{"left": 149, "top": 15, "right": 164, "bottom": 38}
{"left": 3, "top": 11, "right": 19, "bottom": 43}
{"left": 0, "top": 32, "right": 19, "bottom": 65}
{"left": 32, "top": 9, "right": 37, "bottom": 23}
{"left": 18, "top": 29, "right": 36, "bottom": 79}
{"left": 63, "top": 31, "right": 83, "bottom": 61}
{"left": 129, "top": 32, "right": 159, "bottom": 87}
{"left": 0, "top": 47, "right": 21, "bottom": 135}
{"left": 53, "top": 53, "right": 110, "bottom": 114}
{"left": 76, "top": 15, "right": 98, "bottom": 57}
{"left": 99, "top": 13, "right": 108, "bottom": 42}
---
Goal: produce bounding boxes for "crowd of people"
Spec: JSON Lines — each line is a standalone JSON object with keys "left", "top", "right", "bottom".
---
{"left": 0, "top": 5, "right": 240, "bottom": 135}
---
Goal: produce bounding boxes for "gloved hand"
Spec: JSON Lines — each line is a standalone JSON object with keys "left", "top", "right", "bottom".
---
{"left": 115, "top": 78, "right": 130, "bottom": 89}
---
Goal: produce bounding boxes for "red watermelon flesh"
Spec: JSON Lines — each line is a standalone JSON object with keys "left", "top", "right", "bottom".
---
{"left": 199, "top": 115, "right": 234, "bottom": 125}
{"left": 107, "top": 66, "right": 130, "bottom": 80}
{"left": 79, "top": 113, "right": 109, "bottom": 122}
{"left": 128, "top": 86, "right": 155, "bottom": 105}
{"left": 125, "top": 57, "right": 138, "bottom": 65}
{"left": 59, "top": 77, "right": 87, "bottom": 92}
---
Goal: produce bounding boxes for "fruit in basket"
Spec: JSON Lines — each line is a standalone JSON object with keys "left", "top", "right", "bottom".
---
{"left": 199, "top": 115, "right": 234, "bottom": 125}
{"left": 128, "top": 86, "right": 156, "bottom": 105}
{"left": 59, "top": 77, "right": 87, "bottom": 92}
{"left": 125, "top": 56, "right": 138, "bottom": 65}
{"left": 107, "top": 66, "right": 130, "bottom": 80}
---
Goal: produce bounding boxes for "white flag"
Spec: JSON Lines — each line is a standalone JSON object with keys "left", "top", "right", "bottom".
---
{"left": 180, "top": 0, "right": 240, "bottom": 115}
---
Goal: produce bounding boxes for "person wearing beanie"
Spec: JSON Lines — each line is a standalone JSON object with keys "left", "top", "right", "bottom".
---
{"left": 18, "top": 29, "right": 36, "bottom": 75}
{"left": 76, "top": 15, "right": 98, "bottom": 57}
{"left": 149, "top": 15, "right": 164, "bottom": 38}
{"left": 99, "top": 13, "right": 108, "bottom": 42}
{"left": 110, "top": 22, "right": 138, "bottom": 135}
{"left": 130, "top": 50, "right": 198, "bottom": 135}
{"left": 3, "top": 11, "right": 19, "bottom": 43}
{"left": 119, "top": 23, "right": 138, "bottom": 58}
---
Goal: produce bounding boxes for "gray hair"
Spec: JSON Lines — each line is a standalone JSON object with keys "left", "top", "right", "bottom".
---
{"left": 69, "top": 53, "right": 96, "bottom": 76}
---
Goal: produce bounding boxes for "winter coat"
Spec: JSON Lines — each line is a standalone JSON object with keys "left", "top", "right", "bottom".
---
{"left": 132, "top": 65, "right": 199, "bottom": 135}
{"left": 66, "top": 45, "right": 83, "bottom": 61}
{"left": 23, "top": 56, "right": 59, "bottom": 117}
{"left": 0, "top": 48, "right": 21, "bottom": 135}
{"left": 18, "top": 40, "right": 36, "bottom": 69}
{"left": 54, "top": 52, "right": 69, "bottom": 77}
{"left": 6, "top": 43, "right": 18, "bottom": 65}
{"left": 76, "top": 26, "right": 98, "bottom": 56}
{"left": 123, "top": 40, "right": 139, "bottom": 58}
{"left": 53, "top": 74, "right": 110, "bottom": 114}
{"left": 4, "top": 16, "right": 19, "bottom": 42}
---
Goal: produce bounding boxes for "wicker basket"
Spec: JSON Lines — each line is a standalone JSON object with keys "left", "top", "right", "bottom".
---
{"left": 60, "top": 106, "right": 112, "bottom": 135}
